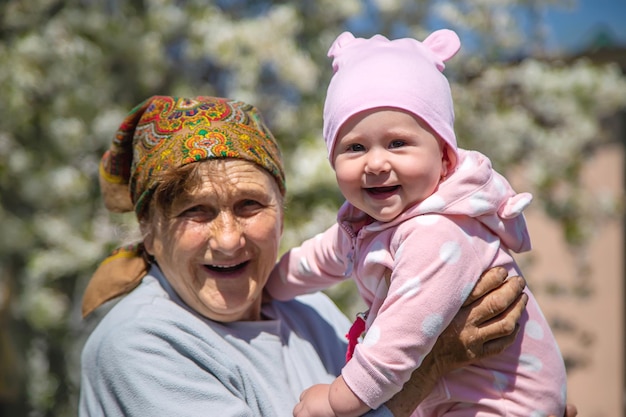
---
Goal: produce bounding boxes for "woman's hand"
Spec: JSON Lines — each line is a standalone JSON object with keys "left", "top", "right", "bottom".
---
{"left": 431, "top": 266, "right": 527, "bottom": 374}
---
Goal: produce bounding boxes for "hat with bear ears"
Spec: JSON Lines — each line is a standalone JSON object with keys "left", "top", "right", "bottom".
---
{"left": 323, "top": 29, "right": 461, "bottom": 167}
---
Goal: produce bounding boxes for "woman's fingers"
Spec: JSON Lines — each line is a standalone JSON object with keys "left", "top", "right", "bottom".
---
{"left": 480, "top": 324, "right": 521, "bottom": 357}
{"left": 464, "top": 275, "right": 527, "bottom": 325}
{"left": 474, "top": 292, "right": 528, "bottom": 341}
{"left": 462, "top": 267, "right": 508, "bottom": 306}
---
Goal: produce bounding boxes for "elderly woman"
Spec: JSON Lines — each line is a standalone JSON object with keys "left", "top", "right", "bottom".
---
{"left": 79, "top": 96, "right": 573, "bottom": 417}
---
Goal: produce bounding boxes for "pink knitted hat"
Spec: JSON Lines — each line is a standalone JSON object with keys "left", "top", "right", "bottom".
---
{"left": 323, "top": 30, "right": 461, "bottom": 166}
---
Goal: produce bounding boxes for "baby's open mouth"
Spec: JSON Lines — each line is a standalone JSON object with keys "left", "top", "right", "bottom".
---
{"left": 367, "top": 185, "right": 399, "bottom": 194}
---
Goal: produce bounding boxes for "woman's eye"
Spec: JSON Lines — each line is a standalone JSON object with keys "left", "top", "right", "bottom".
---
{"left": 179, "top": 205, "right": 214, "bottom": 219}
{"left": 243, "top": 199, "right": 261, "bottom": 208}
{"left": 238, "top": 199, "right": 264, "bottom": 215}
{"left": 184, "top": 205, "right": 204, "bottom": 214}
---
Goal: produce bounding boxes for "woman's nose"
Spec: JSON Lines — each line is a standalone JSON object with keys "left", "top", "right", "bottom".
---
{"left": 365, "top": 148, "right": 391, "bottom": 174}
{"left": 209, "top": 213, "right": 245, "bottom": 255}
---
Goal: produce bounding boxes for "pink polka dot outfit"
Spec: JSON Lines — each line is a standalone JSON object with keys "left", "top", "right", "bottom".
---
{"left": 266, "top": 149, "right": 567, "bottom": 416}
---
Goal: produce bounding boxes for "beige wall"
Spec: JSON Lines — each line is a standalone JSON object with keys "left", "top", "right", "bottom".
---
{"left": 515, "top": 143, "right": 624, "bottom": 417}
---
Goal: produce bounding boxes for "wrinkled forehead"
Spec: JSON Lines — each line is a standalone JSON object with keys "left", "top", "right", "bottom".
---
{"left": 194, "top": 159, "right": 283, "bottom": 199}
{"left": 162, "top": 159, "right": 284, "bottom": 210}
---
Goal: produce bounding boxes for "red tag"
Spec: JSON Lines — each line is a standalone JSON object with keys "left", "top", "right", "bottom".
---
{"left": 345, "top": 313, "right": 367, "bottom": 362}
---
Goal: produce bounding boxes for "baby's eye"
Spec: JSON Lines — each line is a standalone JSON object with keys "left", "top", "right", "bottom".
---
{"left": 348, "top": 143, "right": 365, "bottom": 152}
{"left": 389, "top": 140, "right": 405, "bottom": 149}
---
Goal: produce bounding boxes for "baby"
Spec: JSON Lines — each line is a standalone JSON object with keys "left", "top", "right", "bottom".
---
{"left": 267, "top": 30, "right": 566, "bottom": 417}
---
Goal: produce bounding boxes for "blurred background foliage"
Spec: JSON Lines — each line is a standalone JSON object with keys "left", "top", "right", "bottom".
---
{"left": 0, "top": 0, "right": 625, "bottom": 415}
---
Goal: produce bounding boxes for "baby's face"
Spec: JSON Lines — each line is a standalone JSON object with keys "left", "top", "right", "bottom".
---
{"left": 332, "top": 107, "right": 449, "bottom": 222}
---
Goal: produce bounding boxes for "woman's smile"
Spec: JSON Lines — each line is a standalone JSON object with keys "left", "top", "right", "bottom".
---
{"left": 202, "top": 261, "right": 250, "bottom": 275}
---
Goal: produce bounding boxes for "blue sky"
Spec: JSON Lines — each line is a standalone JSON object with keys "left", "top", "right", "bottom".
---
{"left": 357, "top": 0, "right": 626, "bottom": 54}
{"left": 545, "top": 0, "right": 626, "bottom": 52}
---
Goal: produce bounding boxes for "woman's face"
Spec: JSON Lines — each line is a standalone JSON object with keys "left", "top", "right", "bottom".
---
{"left": 143, "top": 160, "right": 283, "bottom": 322}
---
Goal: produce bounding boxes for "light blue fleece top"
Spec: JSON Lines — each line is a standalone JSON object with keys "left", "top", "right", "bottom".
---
{"left": 79, "top": 265, "right": 392, "bottom": 417}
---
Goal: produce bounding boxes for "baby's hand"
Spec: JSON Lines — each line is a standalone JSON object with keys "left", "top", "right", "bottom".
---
{"left": 293, "top": 384, "right": 334, "bottom": 417}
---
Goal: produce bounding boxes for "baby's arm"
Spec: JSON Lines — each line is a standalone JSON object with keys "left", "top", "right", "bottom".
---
{"left": 330, "top": 376, "right": 371, "bottom": 416}
{"left": 265, "top": 223, "right": 353, "bottom": 300}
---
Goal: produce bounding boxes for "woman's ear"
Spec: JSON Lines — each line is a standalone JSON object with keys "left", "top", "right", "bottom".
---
{"left": 139, "top": 220, "right": 155, "bottom": 255}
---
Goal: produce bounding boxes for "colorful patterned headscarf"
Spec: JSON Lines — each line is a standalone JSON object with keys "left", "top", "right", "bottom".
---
{"left": 83, "top": 96, "right": 286, "bottom": 317}
{"left": 100, "top": 96, "right": 285, "bottom": 215}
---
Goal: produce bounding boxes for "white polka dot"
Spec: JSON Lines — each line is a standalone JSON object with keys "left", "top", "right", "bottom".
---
{"left": 511, "top": 196, "right": 531, "bottom": 214}
{"left": 415, "top": 214, "right": 440, "bottom": 226}
{"left": 421, "top": 313, "right": 444, "bottom": 338}
{"left": 459, "top": 154, "right": 476, "bottom": 171}
{"left": 362, "top": 324, "right": 380, "bottom": 347}
{"left": 500, "top": 193, "right": 532, "bottom": 219}
{"left": 469, "top": 192, "right": 493, "bottom": 214}
{"left": 492, "top": 370, "right": 509, "bottom": 391}
{"left": 439, "top": 241, "right": 461, "bottom": 264}
{"left": 460, "top": 282, "right": 474, "bottom": 303}
{"left": 524, "top": 320, "right": 545, "bottom": 340}
{"left": 419, "top": 195, "right": 446, "bottom": 212}
{"left": 492, "top": 174, "right": 507, "bottom": 195}
{"left": 519, "top": 353, "right": 543, "bottom": 372}
{"left": 395, "top": 277, "right": 421, "bottom": 297}
{"left": 363, "top": 241, "right": 387, "bottom": 265}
